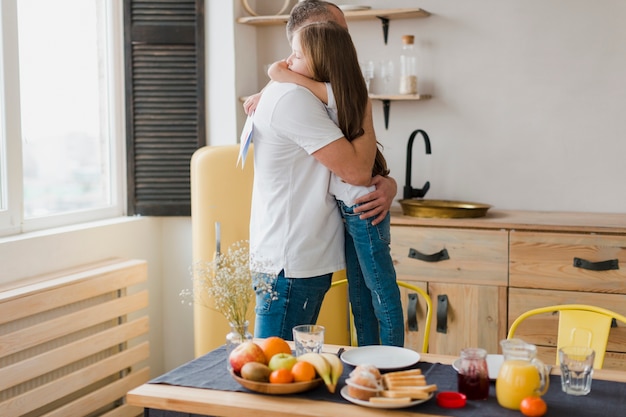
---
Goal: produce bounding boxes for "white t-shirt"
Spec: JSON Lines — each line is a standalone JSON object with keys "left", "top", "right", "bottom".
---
{"left": 325, "top": 83, "right": 376, "bottom": 206}
{"left": 250, "top": 82, "right": 346, "bottom": 277}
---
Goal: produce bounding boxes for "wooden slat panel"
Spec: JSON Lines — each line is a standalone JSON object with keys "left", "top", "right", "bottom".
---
{"left": 44, "top": 367, "right": 150, "bottom": 417}
{"left": 125, "top": 0, "right": 205, "bottom": 216}
{"left": 0, "top": 259, "right": 147, "bottom": 324}
{"left": 0, "top": 290, "right": 148, "bottom": 358}
{"left": 0, "top": 343, "right": 149, "bottom": 416}
{"left": 0, "top": 316, "right": 149, "bottom": 391}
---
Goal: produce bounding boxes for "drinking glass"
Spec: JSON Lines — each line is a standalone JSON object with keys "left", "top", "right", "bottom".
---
{"left": 559, "top": 346, "right": 595, "bottom": 395}
{"left": 379, "top": 60, "right": 394, "bottom": 94}
{"left": 360, "top": 60, "right": 375, "bottom": 93}
{"left": 292, "top": 324, "right": 325, "bottom": 356}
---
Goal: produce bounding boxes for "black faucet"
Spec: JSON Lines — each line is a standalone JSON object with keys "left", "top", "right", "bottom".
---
{"left": 403, "top": 129, "right": 431, "bottom": 199}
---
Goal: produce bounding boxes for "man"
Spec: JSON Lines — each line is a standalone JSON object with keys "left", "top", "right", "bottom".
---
{"left": 249, "top": 0, "right": 397, "bottom": 340}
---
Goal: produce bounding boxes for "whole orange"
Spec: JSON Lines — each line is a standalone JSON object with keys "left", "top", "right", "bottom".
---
{"left": 520, "top": 396, "right": 547, "bottom": 417}
{"left": 269, "top": 368, "right": 294, "bottom": 384}
{"left": 291, "top": 360, "right": 316, "bottom": 382}
{"left": 259, "top": 336, "right": 292, "bottom": 362}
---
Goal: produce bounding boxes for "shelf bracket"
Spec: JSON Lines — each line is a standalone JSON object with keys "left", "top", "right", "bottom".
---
{"left": 382, "top": 99, "right": 391, "bottom": 129}
{"left": 377, "top": 17, "right": 390, "bottom": 44}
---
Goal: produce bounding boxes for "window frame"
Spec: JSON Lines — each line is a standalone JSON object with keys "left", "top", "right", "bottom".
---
{"left": 0, "top": 0, "right": 126, "bottom": 237}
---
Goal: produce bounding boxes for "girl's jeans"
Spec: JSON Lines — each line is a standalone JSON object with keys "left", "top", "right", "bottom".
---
{"left": 338, "top": 200, "right": 404, "bottom": 347}
{"left": 253, "top": 270, "right": 332, "bottom": 340}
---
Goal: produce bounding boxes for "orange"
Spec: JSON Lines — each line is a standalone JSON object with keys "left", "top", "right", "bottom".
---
{"left": 291, "top": 360, "right": 316, "bottom": 382}
{"left": 520, "top": 397, "right": 547, "bottom": 417}
{"left": 259, "top": 336, "right": 292, "bottom": 362}
{"left": 269, "top": 368, "right": 294, "bottom": 384}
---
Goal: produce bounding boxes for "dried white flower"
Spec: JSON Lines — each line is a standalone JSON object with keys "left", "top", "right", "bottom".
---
{"left": 181, "top": 240, "right": 277, "bottom": 327}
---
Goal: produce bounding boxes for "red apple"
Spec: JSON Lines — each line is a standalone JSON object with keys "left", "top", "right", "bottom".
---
{"left": 229, "top": 341, "right": 267, "bottom": 374}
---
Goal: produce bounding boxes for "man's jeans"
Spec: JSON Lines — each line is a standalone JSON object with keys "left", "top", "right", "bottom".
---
{"left": 253, "top": 270, "right": 332, "bottom": 340}
{"left": 338, "top": 200, "right": 404, "bottom": 347}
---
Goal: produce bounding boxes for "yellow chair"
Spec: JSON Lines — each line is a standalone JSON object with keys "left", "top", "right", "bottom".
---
{"left": 507, "top": 304, "right": 626, "bottom": 369}
{"left": 330, "top": 279, "right": 433, "bottom": 353}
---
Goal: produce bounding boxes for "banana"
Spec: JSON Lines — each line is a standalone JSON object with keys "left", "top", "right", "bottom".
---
{"left": 297, "top": 353, "right": 332, "bottom": 391}
{"left": 320, "top": 352, "right": 343, "bottom": 393}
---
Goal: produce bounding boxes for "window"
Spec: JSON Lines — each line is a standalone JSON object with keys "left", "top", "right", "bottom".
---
{"left": 0, "top": 0, "right": 124, "bottom": 236}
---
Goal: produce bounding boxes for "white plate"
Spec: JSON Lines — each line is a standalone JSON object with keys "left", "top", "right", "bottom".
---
{"left": 340, "top": 386, "right": 432, "bottom": 409}
{"left": 452, "top": 354, "right": 504, "bottom": 380}
{"left": 337, "top": 5, "right": 372, "bottom": 11}
{"left": 340, "top": 346, "right": 420, "bottom": 370}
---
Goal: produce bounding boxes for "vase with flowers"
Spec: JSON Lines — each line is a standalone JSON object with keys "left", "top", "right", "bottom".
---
{"left": 182, "top": 240, "right": 277, "bottom": 362}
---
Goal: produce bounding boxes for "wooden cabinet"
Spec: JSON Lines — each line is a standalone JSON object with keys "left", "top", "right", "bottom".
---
{"left": 391, "top": 225, "right": 508, "bottom": 355}
{"left": 391, "top": 209, "right": 626, "bottom": 370}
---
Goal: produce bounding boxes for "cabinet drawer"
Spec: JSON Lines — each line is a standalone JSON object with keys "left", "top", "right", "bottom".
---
{"left": 391, "top": 226, "right": 508, "bottom": 286}
{"left": 510, "top": 231, "right": 626, "bottom": 293}
{"left": 509, "top": 288, "right": 626, "bottom": 371}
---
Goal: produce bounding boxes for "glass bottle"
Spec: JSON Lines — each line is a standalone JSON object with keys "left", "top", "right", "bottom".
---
{"left": 457, "top": 347, "right": 490, "bottom": 400}
{"left": 226, "top": 320, "right": 253, "bottom": 368}
{"left": 399, "top": 35, "right": 418, "bottom": 94}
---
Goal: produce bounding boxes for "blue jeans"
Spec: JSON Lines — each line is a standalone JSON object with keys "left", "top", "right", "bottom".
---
{"left": 253, "top": 270, "right": 332, "bottom": 340}
{"left": 338, "top": 200, "right": 404, "bottom": 347}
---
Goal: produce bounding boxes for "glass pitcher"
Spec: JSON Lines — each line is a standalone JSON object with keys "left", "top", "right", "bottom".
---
{"left": 496, "top": 339, "right": 550, "bottom": 410}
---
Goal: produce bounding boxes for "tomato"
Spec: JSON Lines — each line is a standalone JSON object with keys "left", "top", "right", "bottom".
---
{"left": 520, "top": 396, "right": 547, "bottom": 417}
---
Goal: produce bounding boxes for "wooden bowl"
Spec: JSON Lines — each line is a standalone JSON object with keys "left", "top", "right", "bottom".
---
{"left": 230, "top": 370, "right": 323, "bottom": 395}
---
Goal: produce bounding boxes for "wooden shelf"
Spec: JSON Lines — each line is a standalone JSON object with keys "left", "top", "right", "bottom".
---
{"left": 237, "top": 8, "right": 430, "bottom": 26}
{"left": 370, "top": 94, "right": 432, "bottom": 101}
{"left": 370, "top": 94, "right": 432, "bottom": 129}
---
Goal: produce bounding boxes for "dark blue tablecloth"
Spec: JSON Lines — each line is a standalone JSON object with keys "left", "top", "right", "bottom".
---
{"left": 151, "top": 346, "right": 626, "bottom": 417}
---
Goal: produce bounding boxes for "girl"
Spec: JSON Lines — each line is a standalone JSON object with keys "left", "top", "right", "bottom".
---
{"left": 270, "top": 21, "right": 404, "bottom": 346}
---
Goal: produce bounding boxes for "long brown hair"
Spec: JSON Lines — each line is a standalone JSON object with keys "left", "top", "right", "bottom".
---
{"left": 296, "top": 21, "right": 389, "bottom": 177}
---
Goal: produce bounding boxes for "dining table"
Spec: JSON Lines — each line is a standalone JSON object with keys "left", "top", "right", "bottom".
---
{"left": 126, "top": 342, "right": 626, "bottom": 417}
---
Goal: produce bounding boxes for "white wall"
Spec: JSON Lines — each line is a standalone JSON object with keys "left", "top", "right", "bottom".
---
{"left": 219, "top": 0, "right": 626, "bottom": 213}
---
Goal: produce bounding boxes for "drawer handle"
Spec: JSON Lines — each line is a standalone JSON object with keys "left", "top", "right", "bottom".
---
{"left": 407, "top": 293, "right": 419, "bottom": 332}
{"left": 436, "top": 294, "right": 448, "bottom": 334}
{"left": 573, "top": 257, "right": 619, "bottom": 271}
{"left": 408, "top": 248, "right": 450, "bottom": 263}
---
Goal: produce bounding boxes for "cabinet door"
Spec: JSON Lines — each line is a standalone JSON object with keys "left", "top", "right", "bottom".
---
{"left": 427, "top": 282, "right": 507, "bottom": 356}
{"left": 398, "top": 281, "right": 429, "bottom": 353}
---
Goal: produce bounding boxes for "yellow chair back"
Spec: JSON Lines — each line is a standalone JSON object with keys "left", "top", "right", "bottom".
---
{"left": 507, "top": 304, "right": 626, "bottom": 369}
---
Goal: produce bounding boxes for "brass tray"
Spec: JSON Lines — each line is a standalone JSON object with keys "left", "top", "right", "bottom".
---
{"left": 230, "top": 369, "right": 322, "bottom": 395}
{"left": 399, "top": 199, "right": 491, "bottom": 219}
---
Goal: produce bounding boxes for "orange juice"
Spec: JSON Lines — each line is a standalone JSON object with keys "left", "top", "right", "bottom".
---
{"left": 495, "top": 359, "right": 541, "bottom": 410}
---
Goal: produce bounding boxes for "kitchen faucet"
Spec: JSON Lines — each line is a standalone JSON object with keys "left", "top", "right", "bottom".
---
{"left": 403, "top": 129, "right": 432, "bottom": 199}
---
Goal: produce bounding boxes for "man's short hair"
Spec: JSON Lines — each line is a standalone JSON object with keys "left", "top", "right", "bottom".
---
{"left": 286, "top": 0, "right": 341, "bottom": 42}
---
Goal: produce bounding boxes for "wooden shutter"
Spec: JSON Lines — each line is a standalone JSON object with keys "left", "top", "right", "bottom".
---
{"left": 124, "top": 0, "right": 205, "bottom": 216}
